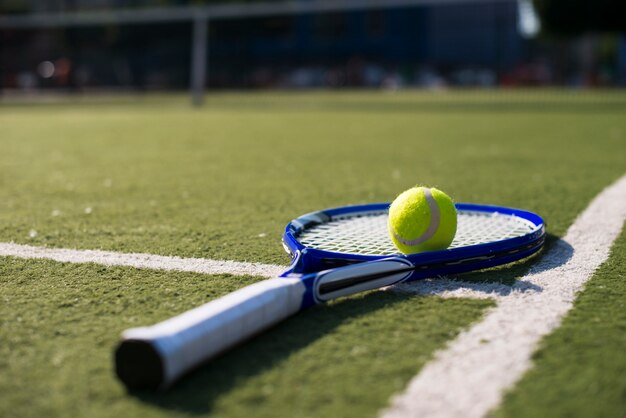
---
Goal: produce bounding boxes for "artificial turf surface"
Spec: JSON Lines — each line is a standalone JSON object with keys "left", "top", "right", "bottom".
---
{"left": 0, "top": 90, "right": 625, "bottom": 417}
{"left": 0, "top": 258, "right": 493, "bottom": 418}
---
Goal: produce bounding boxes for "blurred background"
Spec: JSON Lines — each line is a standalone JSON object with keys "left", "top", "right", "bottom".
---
{"left": 0, "top": 0, "right": 625, "bottom": 103}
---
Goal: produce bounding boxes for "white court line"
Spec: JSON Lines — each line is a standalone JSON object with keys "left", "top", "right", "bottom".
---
{"left": 0, "top": 245, "right": 508, "bottom": 300}
{"left": 382, "top": 173, "right": 626, "bottom": 418}
{"left": 394, "top": 276, "right": 541, "bottom": 300}
{"left": 0, "top": 243, "right": 285, "bottom": 279}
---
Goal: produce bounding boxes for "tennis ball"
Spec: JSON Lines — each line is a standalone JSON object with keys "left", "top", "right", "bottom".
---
{"left": 388, "top": 186, "right": 457, "bottom": 254}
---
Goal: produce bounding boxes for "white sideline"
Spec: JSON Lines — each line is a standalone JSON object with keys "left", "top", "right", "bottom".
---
{"left": 0, "top": 243, "right": 285, "bottom": 279}
{"left": 0, "top": 244, "right": 507, "bottom": 300}
{"left": 382, "top": 173, "right": 626, "bottom": 418}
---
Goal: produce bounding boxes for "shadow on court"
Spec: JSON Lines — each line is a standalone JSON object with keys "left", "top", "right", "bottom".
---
{"left": 125, "top": 234, "right": 573, "bottom": 413}
{"left": 127, "top": 289, "right": 415, "bottom": 414}
{"left": 454, "top": 233, "right": 573, "bottom": 286}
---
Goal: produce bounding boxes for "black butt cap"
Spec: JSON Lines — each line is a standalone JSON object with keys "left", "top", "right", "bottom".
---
{"left": 115, "top": 340, "right": 164, "bottom": 391}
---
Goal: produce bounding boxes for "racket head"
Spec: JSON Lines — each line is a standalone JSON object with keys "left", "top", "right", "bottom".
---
{"left": 282, "top": 203, "right": 546, "bottom": 277}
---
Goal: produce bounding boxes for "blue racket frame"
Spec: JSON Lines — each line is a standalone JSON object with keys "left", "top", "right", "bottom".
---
{"left": 282, "top": 203, "right": 545, "bottom": 307}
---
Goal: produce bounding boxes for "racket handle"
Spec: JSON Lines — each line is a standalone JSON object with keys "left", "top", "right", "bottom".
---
{"left": 115, "top": 278, "right": 306, "bottom": 390}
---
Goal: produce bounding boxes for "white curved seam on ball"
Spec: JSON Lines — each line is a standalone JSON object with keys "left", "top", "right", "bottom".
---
{"left": 391, "top": 187, "right": 441, "bottom": 247}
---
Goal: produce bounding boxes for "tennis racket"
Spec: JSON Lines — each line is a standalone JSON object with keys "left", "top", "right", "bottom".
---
{"left": 115, "top": 202, "right": 545, "bottom": 390}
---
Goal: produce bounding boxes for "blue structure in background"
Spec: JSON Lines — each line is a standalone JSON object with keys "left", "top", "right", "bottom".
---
{"left": 1, "top": 0, "right": 539, "bottom": 89}
{"left": 209, "top": 0, "right": 524, "bottom": 85}
{"left": 2, "top": 0, "right": 623, "bottom": 89}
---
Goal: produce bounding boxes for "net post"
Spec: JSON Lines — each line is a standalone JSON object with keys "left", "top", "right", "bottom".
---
{"left": 190, "top": 15, "right": 208, "bottom": 107}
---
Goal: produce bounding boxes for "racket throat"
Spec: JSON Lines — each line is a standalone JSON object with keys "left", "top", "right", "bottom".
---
{"left": 314, "top": 258, "right": 415, "bottom": 302}
{"left": 318, "top": 267, "right": 414, "bottom": 294}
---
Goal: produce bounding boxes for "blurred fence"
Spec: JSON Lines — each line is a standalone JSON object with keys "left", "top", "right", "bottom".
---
{"left": 0, "top": 0, "right": 624, "bottom": 104}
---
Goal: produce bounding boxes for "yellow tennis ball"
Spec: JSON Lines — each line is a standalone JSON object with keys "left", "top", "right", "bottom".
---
{"left": 388, "top": 186, "right": 457, "bottom": 254}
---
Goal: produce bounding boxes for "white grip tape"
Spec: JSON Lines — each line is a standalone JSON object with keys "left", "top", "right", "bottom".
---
{"left": 122, "top": 277, "right": 306, "bottom": 387}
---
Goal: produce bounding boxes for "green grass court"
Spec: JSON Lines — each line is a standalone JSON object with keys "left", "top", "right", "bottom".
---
{"left": 1, "top": 91, "right": 625, "bottom": 417}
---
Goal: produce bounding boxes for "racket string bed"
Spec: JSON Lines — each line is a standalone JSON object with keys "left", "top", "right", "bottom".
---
{"left": 297, "top": 210, "right": 538, "bottom": 256}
